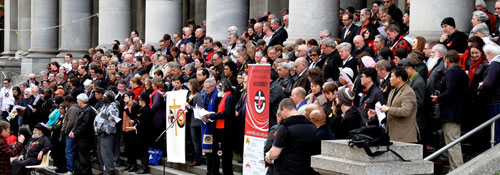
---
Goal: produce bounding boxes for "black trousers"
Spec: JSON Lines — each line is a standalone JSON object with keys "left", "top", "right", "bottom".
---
{"left": 136, "top": 134, "right": 150, "bottom": 169}
{"left": 74, "top": 138, "right": 92, "bottom": 175}
{"left": 51, "top": 131, "right": 66, "bottom": 171}
{"left": 207, "top": 129, "right": 233, "bottom": 175}
{"left": 11, "top": 157, "right": 41, "bottom": 175}
{"left": 123, "top": 131, "right": 138, "bottom": 165}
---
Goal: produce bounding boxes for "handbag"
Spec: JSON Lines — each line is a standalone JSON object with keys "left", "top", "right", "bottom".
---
{"left": 348, "top": 125, "right": 408, "bottom": 161}
{"left": 148, "top": 148, "right": 163, "bottom": 165}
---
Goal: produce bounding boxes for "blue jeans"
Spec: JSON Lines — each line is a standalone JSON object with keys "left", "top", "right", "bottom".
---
{"left": 490, "top": 104, "right": 500, "bottom": 144}
{"left": 17, "top": 115, "right": 23, "bottom": 129}
{"left": 66, "top": 136, "right": 76, "bottom": 171}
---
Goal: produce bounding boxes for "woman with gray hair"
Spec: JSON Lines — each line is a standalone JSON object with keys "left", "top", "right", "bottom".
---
{"left": 93, "top": 91, "right": 120, "bottom": 174}
{"left": 470, "top": 10, "right": 490, "bottom": 38}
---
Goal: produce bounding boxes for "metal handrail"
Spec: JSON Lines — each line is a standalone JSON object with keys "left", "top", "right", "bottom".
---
{"left": 424, "top": 113, "right": 500, "bottom": 161}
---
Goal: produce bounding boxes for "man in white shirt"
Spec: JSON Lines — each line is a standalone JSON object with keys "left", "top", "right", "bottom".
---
{"left": 0, "top": 78, "right": 14, "bottom": 121}
{"left": 62, "top": 53, "right": 73, "bottom": 71}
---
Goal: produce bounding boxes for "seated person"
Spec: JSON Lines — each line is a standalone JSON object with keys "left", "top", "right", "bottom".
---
{"left": 11, "top": 125, "right": 52, "bottom": 175}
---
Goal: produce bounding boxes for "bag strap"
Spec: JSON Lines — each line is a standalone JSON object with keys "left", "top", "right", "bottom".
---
{"left": 362, "top": 143, "right": 409, "bottom": 162}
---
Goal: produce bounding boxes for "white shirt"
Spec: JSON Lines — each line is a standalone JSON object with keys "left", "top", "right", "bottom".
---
{"left": 342, "top": 56, "right": 353, "bottom": 66}
{"left": 62, "top": 62, "right": 72, "bottom": 71}
{"left": 0, "top": 86, "right": 14, "bottom": 111}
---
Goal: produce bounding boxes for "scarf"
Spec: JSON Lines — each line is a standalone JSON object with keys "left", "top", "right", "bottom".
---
{"left": 149, "top": 88, "right": 164, "bottom": 107}
{"left": 216, "top": 91, "right": 231, "bottom": 129}
{"left": 201, "top": 88, "right": 217, "bottom": 154}
{"left": 468, "top": 56, "right": 486, "bottom": 87}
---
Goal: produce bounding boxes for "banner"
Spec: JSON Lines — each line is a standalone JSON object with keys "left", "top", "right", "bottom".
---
{"left": 166, "top": 90, "right": 188, "bottom": 163}
{"left": 243, "top": 64, "right": 270, "bottom": 175}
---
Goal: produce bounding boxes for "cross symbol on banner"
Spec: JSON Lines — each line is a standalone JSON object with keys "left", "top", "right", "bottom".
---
{"left": 169, "top": 99, "right": 181, "bottom": 136}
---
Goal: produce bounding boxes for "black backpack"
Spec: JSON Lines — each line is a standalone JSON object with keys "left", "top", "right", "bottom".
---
{"left": 348, "top": 125, "right": 408, "bottom": 161}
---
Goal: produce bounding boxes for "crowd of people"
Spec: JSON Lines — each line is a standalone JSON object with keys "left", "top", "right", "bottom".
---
{"left": 0, "top": 0, "right": 500, "bottom": 174}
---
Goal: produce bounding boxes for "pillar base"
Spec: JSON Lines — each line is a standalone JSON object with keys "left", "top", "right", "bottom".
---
{"left": 0, "top": 50, "right": 17, "bottom": 59}
{"left": 57, "top": 47, "right": 89, "bottom": 58}
{"left": 0, "top": 57, "right": 22, "bottom": 86}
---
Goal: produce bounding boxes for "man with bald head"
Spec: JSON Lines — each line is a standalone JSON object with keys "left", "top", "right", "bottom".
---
{"left": 291, "top": 87, "right": 307, "bottom": 111}
{"left": 309, "top": 109, "right": 334, "bottom": 140}
{"left": 353, "top": 35, "right": 375, "bottom": 57}
{"left": 292, "top": 57, "right": 310, "bottom": 92}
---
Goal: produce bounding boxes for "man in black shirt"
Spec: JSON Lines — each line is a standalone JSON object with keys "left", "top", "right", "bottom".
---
{"left": 265, "top": 98, "right": 318, "bottom": 175}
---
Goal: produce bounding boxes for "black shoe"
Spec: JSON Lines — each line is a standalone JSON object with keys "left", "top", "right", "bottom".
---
{"left": 135, "top": 169, "right": 147, "bottom": 174}
{"left": 126, "top": 166, "right": 137, "bottom": 172}
{"left": 55, "top": 168, "right": 67, "bottom": 173}
{"left": 123, "top": 165, "right": 133, "bottom": 171}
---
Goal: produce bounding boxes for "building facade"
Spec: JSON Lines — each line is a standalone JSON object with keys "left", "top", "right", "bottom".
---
{"left": 0, "top": 0, "right": 488, "bottom": 85}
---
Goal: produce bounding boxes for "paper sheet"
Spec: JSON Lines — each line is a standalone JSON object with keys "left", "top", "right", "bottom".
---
{"left": 194, "top": 105, "right": 215, "bottom": 123}
{"left": 375, "top": 102, "right": 386, "bottom": 126}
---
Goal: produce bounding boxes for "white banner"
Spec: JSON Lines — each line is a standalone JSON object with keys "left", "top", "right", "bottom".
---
{"left": 243, "top": 135, "right": 267, "bottom": 175}
{"left": 166, "top": 90, "right": 188, "bottom": 163}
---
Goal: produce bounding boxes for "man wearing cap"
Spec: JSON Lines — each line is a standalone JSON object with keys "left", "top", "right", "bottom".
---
{"left": 11, "top": 124, "right": 52, "bottom": 175}
{"left": 439, "top": 17, "right": 468, "bottom": 53}
{"left": 330, "top": 87, "right": 362, "bottom": 139}
{"left": 94, "top": 91, "right": 120, "bottom": 174}
{"left": 377, "top": 67, "right": 418, "bottom": 143}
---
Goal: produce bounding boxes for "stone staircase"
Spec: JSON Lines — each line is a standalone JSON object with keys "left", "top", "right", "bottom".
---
{"left": 448, "top": 143, "right": 500, "bottom": 175}
{"left": 42, "top": 155, "right": 243, "bottom": 175}
{"left": 311, "top": 140, "right": 434, "bottom": 175}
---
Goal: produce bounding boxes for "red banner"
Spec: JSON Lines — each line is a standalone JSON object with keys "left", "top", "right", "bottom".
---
{"left": 245, "top": 64, "right": 270, "bottom": 138}
{"left": 243, "top": 64, "right": 270, "bottom": 174}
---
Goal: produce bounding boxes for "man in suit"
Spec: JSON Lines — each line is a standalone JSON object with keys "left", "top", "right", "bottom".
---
{"left": 268, "top": 18, "right": 288, "bottom": 46}
{"left": 375, "top": 60, "right": 392, "bottom": 101}
{"left": 337, "top": 43, "right": 359, "bottom": 78}
{"left": 378, "top": 67, "right": 418, "bottom": 143}
{"left": 340, "top": 13, "right": 359, "bottom": 45}
{"left": 26, "top": 73, "right": 39, "bottom": 88}
{"left": 292, "top": 57, "right": 310, "bottom": 93}
{"left": 398, "top": 59, "right": 428, "bottom": 144}
{"left": 431, "top": 50, "right": 468, "bottom": 170}
{"left": 353, "top": 35, "right": 375, "bottom": 57}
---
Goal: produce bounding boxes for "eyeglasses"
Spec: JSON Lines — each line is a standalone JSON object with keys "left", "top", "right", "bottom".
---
{"left": 310, "top": 54, "right": 318, "bottom": 57}
{"left": 383, "top": 1, "right": 390, "bottom": 3}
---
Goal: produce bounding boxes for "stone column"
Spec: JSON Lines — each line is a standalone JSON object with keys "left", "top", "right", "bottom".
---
{"left": 57, "top": 0, "right": 92, "bottom": 58}
{"left": 249, "top": 0, "right": 288, "bottom": 20}
{"left": 409, "top": 0, "right": 474, "bottom": 41}
{"left": 340, "top": 0, "right": 366, "bottom": 10}
{"left": 98, "top": 0, "right": 131, "bottom": 47}
{"left": 287, "top": 0, "right": 339, "bottom": 43}
{"left": 28, "top": 0, "right": 59, "bottom": 57}
{"left": 17, "top": 0, "right": 31, "bottom": 54}
{"left": 194, "top": 0, "right": 206, "bottom": 25}
{"left": 145, "top": 0, "right": 182, "bottom": 47}
{"left": 23, "top": 0, "right": 59, "bottom": 77}
{"left": 206, "top": 0, "right": 249, "bottom": 43}
{"left": 1, "top": 0, "right": 18, "bottom": 59}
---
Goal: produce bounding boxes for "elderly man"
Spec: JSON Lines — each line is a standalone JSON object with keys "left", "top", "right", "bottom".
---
{"left": 194, "top": 28, "right": 205, "bottom": 49}
{"left": 11, "top": 125, "right": 52, "bottom": 175}
{"left": 290, "top": 87, "right": 307, "bottom": 111}
{"left": 353, "top": 35, "right": 375, "bottom": 57}
{"left": 292, "top": 57, "right": 310, "bottom": 92}
{"left": 265, "top": 98, "right": 318, "bottom": 175}
{"left": 277, "top": 62, "right": 294, "bottom": 95}
{"left": 69, "top": 94, "right": 96, "bottom": 175}
{"left": 321, "top": 39, "right": 342, "bottom": 82}
{"left": 439, "top": 17, "right": 468, "bottom": 53}
{"left": 373, "top": 34, "right": 387, "bottom": 55}
{"left": 268, "top": 18, "right": 288, "bottom": 46}
{"left": 309, "top": 109, "right": 334, "bottom": 140}
{"left": 337, "top": 43, "right": 359, "bottom": 78}
{"left": 472, "top": 23, "right": 492, "bottom": 43}
{"left": 319, "top": 29, "right": 331, "bottom": 42}
{"left": 482, "top": 42, "right": 500, "bottom": 143}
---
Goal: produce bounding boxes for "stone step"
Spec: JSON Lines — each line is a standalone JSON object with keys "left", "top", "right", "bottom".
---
{"left": 321, "top": 140, "right": 423, "bottom": 162}
{"left": 42, "top": 164, "right": 196, "bottom": 175}
{"left": 311, "top": 154, "right": 434, "bottom": 175}
{"left": 448, "top": 143, "right": 500, "bottom": 175}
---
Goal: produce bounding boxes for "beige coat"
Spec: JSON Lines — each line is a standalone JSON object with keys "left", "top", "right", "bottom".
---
{"left": 386, "top": 83, "right": 419, "bottom": 143}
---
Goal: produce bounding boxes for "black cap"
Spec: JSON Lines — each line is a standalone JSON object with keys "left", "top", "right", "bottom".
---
{"left": 441, "top": 17, "right": 455, "bottom": 28}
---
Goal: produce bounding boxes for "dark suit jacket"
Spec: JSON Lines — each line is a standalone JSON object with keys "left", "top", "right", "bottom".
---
{"left": 409, "top": 73, "right": 427, "bottom": 130}
{"left": 340, "top": 24, "right": 360, "bottom": 45}
{"left": 353, "top": 45, "right": 375, "bottom": 58}
{"left": 341, "top": 56, "right": 359, "bottom": 78}
{"left": 268, "top": 27, "right": 288, "bottom": 46}
{"left": 379, "top": 75, "right": 392, "bottom": 101}
{"left": 437, "top": 64, "right": 468, "bottom": 123}
{"left": 292, "top": 70, "right": 310, "bottom": 93}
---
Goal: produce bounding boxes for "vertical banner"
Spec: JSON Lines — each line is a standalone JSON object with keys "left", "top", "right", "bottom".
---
{"left": 166, "top": 90, "right": 188, "bottom": 163}
{"left": 243, "top": 64, "right": 270, "bottom": 175}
